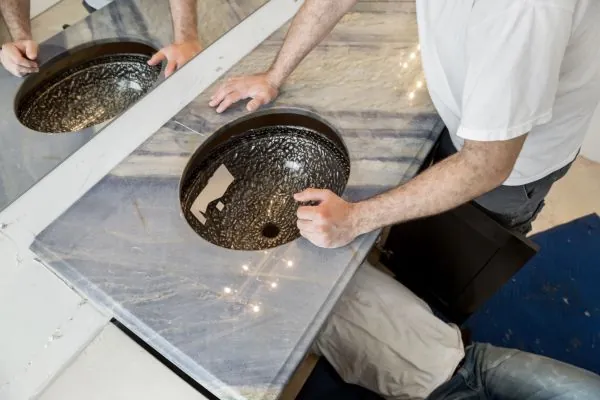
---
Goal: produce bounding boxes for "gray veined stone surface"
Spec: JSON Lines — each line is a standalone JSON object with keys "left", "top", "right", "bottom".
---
{"left": 0, "top": 0, "right": 266, "bottom": 212}
{"left": 32, "top": 1, "right": 444, "bottom": 399}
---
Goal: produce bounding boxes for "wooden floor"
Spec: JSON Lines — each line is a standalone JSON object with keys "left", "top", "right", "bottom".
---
{"left": 532, "top": 156, "right": 600, "bottom": 234}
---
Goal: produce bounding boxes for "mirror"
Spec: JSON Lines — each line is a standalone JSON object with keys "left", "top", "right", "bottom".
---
{"left": 0, "top": 0, "right": 267, "bottom": 212}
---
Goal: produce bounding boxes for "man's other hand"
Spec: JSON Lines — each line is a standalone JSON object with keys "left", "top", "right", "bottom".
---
{"left": 0, "top": 40, "right": 39, "bottom": 77}
{"left": 295, "top": 189, "right": 360, "bottom": 249}
{"left": 209, "top": 73, "right": 279, "bottom": 113}
{"left": 148, "top": 39, "right": 203, "bottom": 78}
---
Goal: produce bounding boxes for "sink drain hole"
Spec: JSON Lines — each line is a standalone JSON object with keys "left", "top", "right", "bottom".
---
{"left": 262, "top": 223, "right": 280, "bottom": 239}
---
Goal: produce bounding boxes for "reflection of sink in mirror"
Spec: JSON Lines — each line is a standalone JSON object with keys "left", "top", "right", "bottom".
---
{"left": 180, "top": 109, "right": 351, "bottom": 251}
{"left": 15, "top": 41, "right": 160, "bottom": 134}
{"left": 0, "top": 0, "right": 273, "bottom": 215}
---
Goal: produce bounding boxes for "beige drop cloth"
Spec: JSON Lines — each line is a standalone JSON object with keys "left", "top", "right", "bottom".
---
{"left": 313, "top": 262, "right": 465, "bottom": 400}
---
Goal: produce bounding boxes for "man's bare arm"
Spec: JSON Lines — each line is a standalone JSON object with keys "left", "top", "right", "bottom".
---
{"left": 267, "top": 0, "right": 358, "bottom": 87}
{"left": 148, "top": 0, "right": 201, "bottom": 77}
{"left": 0, "top": 0, "right": 31, "bottom": 40}
{"left": 0, "top": 0, "right": 38, "bottom": 76}
{"left": 295, "top": 136, "right": 528, "bottom": 248}
{"left": 210, "top": 0, "right": 357, "bottom": 112}
{"left": 169, "top": 0, "right": 198, "bottom": 43}
{"left": 353, "top": 136, "right": 528, "bottom": 235}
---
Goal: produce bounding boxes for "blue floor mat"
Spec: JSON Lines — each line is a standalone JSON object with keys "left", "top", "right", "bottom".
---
{"left": 466, "top": 214, "right": 600, "bottom": 374}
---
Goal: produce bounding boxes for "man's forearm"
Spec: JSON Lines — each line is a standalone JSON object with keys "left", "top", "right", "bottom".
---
{"left": 0, "top": 0, "right": 31, "bottom": 41}
{"left": 267, "top": 0, "right": 357, "bottom": 87}
{"left": 352, "top": 137, "right": 527, "bottom": 235}
{"left": 170, "top": 0, "right": 198, "bottom": 43}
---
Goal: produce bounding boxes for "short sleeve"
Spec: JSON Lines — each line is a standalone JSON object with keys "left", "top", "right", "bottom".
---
{"left": 457, "top": 2, "right": 574, "bottom": 141}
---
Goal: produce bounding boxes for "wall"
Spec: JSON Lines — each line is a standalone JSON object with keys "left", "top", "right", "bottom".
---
{"left": 31, "top": 0, "right": 63, "bottom": 18}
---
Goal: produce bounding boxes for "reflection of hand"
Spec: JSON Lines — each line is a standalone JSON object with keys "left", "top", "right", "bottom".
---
{"left": 294, "top": 189, "right": 360, "bottom": 249}
{"left": 147, "top": 40, "right": 202, "bottom": 78}
{"left": 0, "top": 40, "right": 39, "bottom": 77}
{"left": 209, "top": 73, "right": 279, "bottom": 113}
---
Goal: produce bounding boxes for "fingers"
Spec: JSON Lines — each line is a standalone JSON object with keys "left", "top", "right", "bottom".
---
{"left": 14, "top": 59, "right": 38, "bottom": 70}
{"left": 209, "top": 75, "right": 278, "bottom": 113}
{"left": 294, "top": 188, "right": 332, "bottom": 203}
{"left": 247, "top": 95, "right": 267, "bottom": 112}
{"left": 209, "top": 82, "right": 233, "bottom": 108}
{"left": 210, "top": 77, "right": 243, "bottom": 110}
{"left": 1, "top": 50, "right": 36, "bottom": 77}
{"left": 147, "top": 51, "right": 166, "bottom": 66}
{"left": 297, "top": 205, "right": 326, "bottom": 222}
{"left": 296, "top": 220, "right": 325, "bottom": 246}
{"left": 215, "top": 91, "right": 244, "bottom": 113}
{"left": 24, "top": 41, "right": 38, "bottom": 60}
{"left": 164, "top": 60, "right": 177, "bottom": 78}
{"left": 3, "top": 60, "right": 38, "bottom": 76}
{"left": 15, "top": 66, "right": 38, "bottom": 76}
{"left": 3, "top": 45, "right": 37, "bottom": 69}
{"left": 10, "top": 40, "right": 38, "bottom": 68}
{"left": 295, "top": 189, "right": 335, "bottom": 221}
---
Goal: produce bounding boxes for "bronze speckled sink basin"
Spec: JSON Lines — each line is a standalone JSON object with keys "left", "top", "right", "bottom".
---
{"left": 180, "top": 109, "right": 351, "bottom": 251}
{"left": 15, "top": 41, "right": 161, "bottom": 134}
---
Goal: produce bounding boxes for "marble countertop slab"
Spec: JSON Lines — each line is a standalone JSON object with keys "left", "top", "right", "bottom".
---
{"left": 32, "top": 1, "right": 444, "bottom": 399}
{"left": 0, "top": 0, "right": 264, "bottom": 212}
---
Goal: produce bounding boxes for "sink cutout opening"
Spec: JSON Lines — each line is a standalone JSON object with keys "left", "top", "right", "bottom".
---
{"left": 262, "top": 223, "right": 280, "bottom": 239}
{"left": 15, "top": 41, "right": 161, "bottom": 134}
{"left": 179, "top": 109, "right": 350, "bottom": 251}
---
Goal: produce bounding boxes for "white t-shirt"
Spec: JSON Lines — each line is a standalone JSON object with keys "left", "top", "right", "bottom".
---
{"left": 416, "top": 0, "right": 600, "bottom": 185}
{"left": 313, "top": 263, "right": 464, "bottom": 400}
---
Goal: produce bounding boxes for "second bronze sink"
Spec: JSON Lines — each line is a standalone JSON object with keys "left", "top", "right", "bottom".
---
{"left": 15, "top": 41, "right": 161, "bottom": 134}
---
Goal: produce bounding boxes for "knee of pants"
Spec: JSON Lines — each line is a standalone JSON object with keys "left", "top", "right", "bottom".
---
{"left": 477, "top": 344, "right": 600, "bottom": 399}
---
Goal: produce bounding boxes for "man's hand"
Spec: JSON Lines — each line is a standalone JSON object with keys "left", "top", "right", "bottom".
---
{"left": 0, "top": 40, "right": 38, "bottom": 77}
{"left": 294, "top": 189, "right": 359, "bottom": 249}
{"left": 208, "top": 0, "right": 357, "bottom": 115}
{"left": 148, "top": 40, "right": 202, "bottom": 78}
{"left": 209, "top": 73, "right": 279, "bottom": 113}
{"left": 332, "top": 136, "right": 529, "bottom": 238}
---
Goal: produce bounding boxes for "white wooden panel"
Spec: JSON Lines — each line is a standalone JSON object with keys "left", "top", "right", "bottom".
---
{"left": 39, "top": 324, "right": 208, "bottom": 400}
{"left": 0, "top": 243, "right": 109, "bottom": 400}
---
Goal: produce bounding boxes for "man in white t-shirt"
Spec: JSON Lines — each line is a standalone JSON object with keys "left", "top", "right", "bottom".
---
{"left": 0, "top": 0, "right": 202, "bottom": 78}
{"left": 309, "top": 262, "right": 600, "bottom": 399}
{"left": 210, "top": 0, "right": 600, "bottom": 239}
